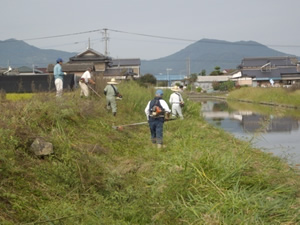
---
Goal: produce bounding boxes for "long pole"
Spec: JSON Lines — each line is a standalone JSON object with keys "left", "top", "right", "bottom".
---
{"left": 88, "top": 85, "right": 102, "bottom": 98}
{"left": 103, "top": 28, "right": 109, "bottom": 56}
{"left": 112, "top": 118, "right": 176, "bottom": 130}
{"left": 166, "top": 68, "right": 172, "bottom": 87}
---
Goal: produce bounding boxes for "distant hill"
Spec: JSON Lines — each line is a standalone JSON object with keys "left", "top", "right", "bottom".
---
{"left": 141, "top": 39, "right": 298, "bottom": 75}
{"left": 1, "top": 38, "right": 298, "bottom": 74}
{"left": 0, "top": 39, "right": 76, "bottom": 68}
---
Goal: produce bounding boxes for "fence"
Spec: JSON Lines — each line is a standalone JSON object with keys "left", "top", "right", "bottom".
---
{"left": 0, "top": 74, "right": 74, "bottom": 93}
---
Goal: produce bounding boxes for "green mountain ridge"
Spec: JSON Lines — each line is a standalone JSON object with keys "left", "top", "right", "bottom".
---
{"left": 141, "top": 39, "right": 298, "bottom": 75}
{"left": 0, "top": 38, "right": 298, "bottom": 74}
{"left": 0, "top": 39, "right": 76, "bottom": 68}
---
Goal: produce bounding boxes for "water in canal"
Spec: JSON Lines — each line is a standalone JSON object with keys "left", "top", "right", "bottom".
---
{"left": 199, "top": 99, "right": 300, "bottom": 165}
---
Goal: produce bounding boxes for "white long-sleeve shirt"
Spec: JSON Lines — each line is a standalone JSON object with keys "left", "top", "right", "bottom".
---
{"left": 169, "top": 92, "right": 184, "bottom": 105}
{"left": 81, "top": 70, "right": 92, "bottom": 83}
{"left": 145, "top": 98, "right": 171, "bottom": 119}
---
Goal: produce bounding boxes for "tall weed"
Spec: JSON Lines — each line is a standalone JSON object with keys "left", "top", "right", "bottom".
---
{"left": 0, "top": 84, "right": 299, "bottom": 224}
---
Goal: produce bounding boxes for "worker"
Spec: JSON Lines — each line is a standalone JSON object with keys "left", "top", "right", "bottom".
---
{"left": 104, "top": 78, "right": 120, "bottom": 116}
{"left": 145, "top": 89, "right": 171, "bottom": 148}
{"left": 169, "top": 86, "right": 184, "bottom": 119}
{"left": 79, "top": 67, "right": 96, "bottom": 98}
{"left": 53, "top": 58, "right": 67, "bottom": 97}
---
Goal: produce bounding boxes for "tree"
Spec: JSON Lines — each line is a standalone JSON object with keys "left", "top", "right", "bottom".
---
{"left": 210, "top": 66, "right": 223, "bottom": 76}
{"left": 189, "top": 73, "right": 198, "bottom": 83}
{"left": 200, "top": 69, "right": 206, "bottom": 76}
{"left": 214, "top": 66, "right": 221, "bottom": 72}
{"left": 139, "top": 73, "right": 156, "bottom": 85}
{"left": 189, "top": 73, "right": 198, "bottom": 92}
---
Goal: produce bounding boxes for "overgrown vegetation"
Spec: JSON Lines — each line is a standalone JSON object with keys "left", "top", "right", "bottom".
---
{"left": 213, "top": 80, "right": 235, "bottom": 91}
{"left": 0, "top": 81, "right": 299, "bottom": 224}
{"left": 228, "top": 86, "right": 300, "bottom": 107}
{"left": 136, "top": 73, "right": 157, "bottom": 87}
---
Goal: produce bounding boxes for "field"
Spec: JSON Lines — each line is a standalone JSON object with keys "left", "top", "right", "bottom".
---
{"left": 0, "top": 81, "right": 299, "bottom": 224}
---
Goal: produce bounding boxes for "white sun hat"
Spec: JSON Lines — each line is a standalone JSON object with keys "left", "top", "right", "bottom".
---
{"left": 171, "top": 86, "right": 180, "bottom": 92}
{"left": 107, "top": 78, "right": 118, "bottom": 84}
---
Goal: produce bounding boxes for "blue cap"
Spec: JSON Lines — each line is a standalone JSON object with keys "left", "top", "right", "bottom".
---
{"left": 155, "top": 89, "right": 163, "bottom": 96}
{"left": 56, "top": 58, "right": 63, "bottom": 63}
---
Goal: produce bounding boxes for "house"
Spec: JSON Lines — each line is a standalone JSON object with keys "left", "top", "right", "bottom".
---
{"left": 196, "top": 75, "right": 232, "bottom": 92}
{"left": 47, "top": 48, "right": 141, "bottom": 82}
{"left": 17, "top": 66, "right": 45, "bottom": 75}
{"left": 234, "top": 56, "right": 300, "bottom": 87}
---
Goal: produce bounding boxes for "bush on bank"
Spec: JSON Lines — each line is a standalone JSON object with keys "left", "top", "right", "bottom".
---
{"left": 0, "top": 81, "right": 299, "bottom": 224}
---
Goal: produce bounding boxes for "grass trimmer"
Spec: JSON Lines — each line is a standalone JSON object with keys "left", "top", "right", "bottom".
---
{"left": 112, "top": 118, "right": 176, "bottom": 131}
{"left": 112, "top": 121, "right": 148, "bottom": 130}
{"left": 88, "top": 85, "right": 102, "bottom": 98}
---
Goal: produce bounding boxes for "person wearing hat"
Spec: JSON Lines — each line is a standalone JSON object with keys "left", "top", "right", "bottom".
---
{"left": 169, "top": 86, "right": 184, "bottom": 119}
{"left": 53, "top": 58, "right": 67, "bottom": 97}
{"left": 79, "top": 67, "right": 96, "bottom": 98}
{"left": 104, "top": 78, "right": 120, "bottom": 116}
{"left": 145, "top": 89, "right": 171, "bottom": 148}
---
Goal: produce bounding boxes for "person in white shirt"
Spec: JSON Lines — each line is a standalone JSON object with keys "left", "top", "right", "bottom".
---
{"left": 79, "top": 67, "right": 96, "bottom": 98}
{"left": 169, "top": 86, "right": 184, "bottom": 119}
{"left": 145, "top": 89, "right": 171, "bottom": 148}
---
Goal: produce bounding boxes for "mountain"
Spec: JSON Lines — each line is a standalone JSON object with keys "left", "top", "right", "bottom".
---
{"left": 1, "top": 38, "right": 298, "bottom": 74}
{"left": 0, "top": 39, "right": 76, "bottom": 68}
{"left": 141, "top": 39, "right": 298, "bottom": 75}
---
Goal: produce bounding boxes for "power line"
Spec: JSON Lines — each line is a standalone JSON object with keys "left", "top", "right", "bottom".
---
{"left": 108, "top": 28, "right": 196, "bottom": 42}
{"left": 23, "top": 29, "right": 102, "bottom": 41}
{"left": 1, "top": 27, "right": 300, "bottom": 49}
{"left": 107, "top": 28, "right": 300, "bottom": 48}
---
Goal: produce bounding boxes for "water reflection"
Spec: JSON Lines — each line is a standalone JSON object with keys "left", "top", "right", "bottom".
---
{"left": 200, "top": 99, "right": 300, "bottom": 165}
{"left": 242, "top": 115, "right": 299, "bottom": 133}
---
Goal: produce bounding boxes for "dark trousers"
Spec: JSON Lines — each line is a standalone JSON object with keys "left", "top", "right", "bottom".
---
{"left": 148, "top": 118, "right": 164, "bottom": 144}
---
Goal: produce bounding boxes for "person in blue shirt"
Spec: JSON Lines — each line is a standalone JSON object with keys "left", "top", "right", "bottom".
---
{"left": 53, "top": 58, "right": 66, "bottom": 97}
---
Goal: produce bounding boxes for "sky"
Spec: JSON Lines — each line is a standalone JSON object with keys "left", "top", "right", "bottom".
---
{"left": 1, "top": 0, "right": 300, "bottom": 61}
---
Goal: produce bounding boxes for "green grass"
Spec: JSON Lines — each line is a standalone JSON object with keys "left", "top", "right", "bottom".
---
{"left": 5, "top": 93, "right": 34, "bottom": 101}
{"left": 228, "top": 87, "right": 300, "bottom": 107}
{"left": 0, "top": 81, "right": 299, "bottom": 224}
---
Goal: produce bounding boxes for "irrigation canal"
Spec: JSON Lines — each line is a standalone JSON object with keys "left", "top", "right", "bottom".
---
{"left": 189, "top": 95, "right": 300, "bottom": 166}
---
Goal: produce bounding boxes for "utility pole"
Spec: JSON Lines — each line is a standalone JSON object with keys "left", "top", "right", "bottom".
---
{"left": 186, "top": 57, "right": 190, "bottom": 77}
{"left": 102, "top": 28, "right": 109, "bottom": 56}
{"left": 186, "top": 57, "right": 192, "bottom": 91}
{"left": 88, "top": 37, "right": 91, "bottom": 49}
{"left": 166, "top": 68, "right": 172, "bottom": 87}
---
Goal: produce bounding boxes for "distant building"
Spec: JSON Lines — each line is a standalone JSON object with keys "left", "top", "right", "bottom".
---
{"left": 17, "top": 66, "right": 45, "bottom": 75}
{"left": 47, "top": 48, "right": 140, "bottom": 82}
{"left": 233, "top": 56, "right": 300, "bottom": 87}
{"left": 196, "top": 75, "right": 232, "bottom": 92}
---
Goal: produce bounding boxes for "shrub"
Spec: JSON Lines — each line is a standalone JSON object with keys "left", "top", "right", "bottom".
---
{"left": 212, "top": 81, "right": 220, "bottom": 90}
{"left": 196, "top": 87, "right": 202, "bottom": 92}
{"left": 287, "top": 83, "right": 300, "bottom": 92}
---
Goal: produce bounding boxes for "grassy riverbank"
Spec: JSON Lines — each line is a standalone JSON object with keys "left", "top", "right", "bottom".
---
{"left": 228, "top": 87, "right": 300, "bottom": 107}
{"left": 0, "top": 82, "right": 299, "bottom": 224}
